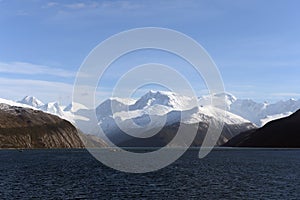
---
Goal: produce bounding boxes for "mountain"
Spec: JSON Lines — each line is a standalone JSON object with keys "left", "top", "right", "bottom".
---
{"left": 198, "top": 93, "right": 300, "bottom": 126}
{"left": 17, "top": 96, "right": 44, "bottom": 108}
{"left": 94, "top": 91, "right": 256, "bottom": 147}
{"left": 111, "top": 111, "right": 256, "bottom": 147}
{"left": 96, "top": 97, "right": 135, "bottom": 120}
{"left": 14, "top": 92, "right": 300, "bottom": 128}
{"left": 129, "top": 90, "right": 195, "bottom": 111}
{"left": 229, "top": 99, "right": 267, "bottom": 125}
{"left": 40, "top": 102, "right": 65, "bottom": 117}
{"left": 16, "top": 96, "right": 76, "bottom": 123}
{"left": 223, "top": 110, "right": 300, "bottom": 147}
{"left": 63, "top": 103, "right": 73, "bottom": 112}
{"left": 198, "top": 92, "right": 237, "bottom": 110}
{"left": 80, "top": 133, "right": 108, "bottom": 148}
{"left": 16, "top": 96, "right": 72, "bottom": 122}
{"left": 0, "top": 97, "right": 36, "bottom": 109}
{"left": 0, "top": 103, "right": 84, "bottom": 149}
{"left": 230, "top": 98, "right": 300, "bottom": 126}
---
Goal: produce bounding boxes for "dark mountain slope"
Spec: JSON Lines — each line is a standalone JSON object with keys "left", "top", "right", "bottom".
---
{"left": 224, "top": 109, "right": 300, "bottom": 147}
{"left": 112, "top": 121, "right": 255, "bottom": 148}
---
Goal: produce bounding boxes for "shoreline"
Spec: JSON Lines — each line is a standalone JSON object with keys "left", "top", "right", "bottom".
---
{"left": 1, "top": 147, "right": 299, "bottom": 150}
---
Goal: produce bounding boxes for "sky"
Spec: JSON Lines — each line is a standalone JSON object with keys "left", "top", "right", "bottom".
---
{"left": 1, "top": 0, "right": 300, "bottom": 105}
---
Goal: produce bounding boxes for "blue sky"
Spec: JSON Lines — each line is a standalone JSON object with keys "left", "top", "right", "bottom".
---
{"left": 0, "top": 0, "right": 300, "bottom": 105}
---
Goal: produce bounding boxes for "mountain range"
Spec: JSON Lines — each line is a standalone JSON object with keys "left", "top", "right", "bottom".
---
{"left": 13, "top": 91, "right": 300, "bottom": 127}
{"left": 15, "top": 91, "right": 300, "bottom": 128}
{"left": 1, "top": 91, "right": 300, "bottom": 148}
{"left": 198, "top": 93, "right": 300, "bottom": 126}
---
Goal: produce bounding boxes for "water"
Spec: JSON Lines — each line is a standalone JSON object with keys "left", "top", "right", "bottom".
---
{"left": 0, "top": 149, "right": 299, "bottom": 199}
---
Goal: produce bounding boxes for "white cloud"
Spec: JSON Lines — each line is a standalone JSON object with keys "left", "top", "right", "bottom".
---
{"left": 65, "top": 3, "right": 89, "bottom": 9}
{"left": 46, "top": 2, "right": 59, "bottom": 8}
{"left": 0, "top": 77, "right": 112, "bottom": 106}
{"left": 0, "top": 61, "right": 75, "bottom": 77}
{"left": 0, "top": 77, "right": 73, "bottom": 104}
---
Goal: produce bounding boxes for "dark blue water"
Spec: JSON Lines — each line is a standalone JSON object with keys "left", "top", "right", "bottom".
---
{"left": 0, "top": 149, "right": 299, "bottom": 199}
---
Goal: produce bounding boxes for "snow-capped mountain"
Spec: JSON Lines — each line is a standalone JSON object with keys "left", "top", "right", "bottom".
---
{"left": 38, "top": 102, "right": 75, "bottom": 123}
{"left": 40, "top": 102, "right": 65, "bottom": 117}
{"left": 92, "top": 91, "right": 255, "bottom": 146}
{"left": 196, "top": 93, "right": 300, "bottom": 126}
{"left": 198, "top": 92, "right": 237, "bottom": 110}
{"left": 93, "top": 92, "right": 195, "bottom": 136}
{"left": 10, "top": 91, "right": 299, "bottom": 129}
{"left": 129, "top": 90, "right": 196, "bottom": 111}
{"left": 96, "top": 97, "right": 135, "bottom": 120}
{"left": 0, "top": 97, "right": 37, "bottom": 109}
{"left": 14, "top": 96, "right": 74, "bottom": 123}
{"left": 230, "top": 98, "right": 300, "bottom": 126}
{"left": 17, "top": 96, "right": 44, "bottom": 108}
{"left": 106, "top": 105, "right": 253, "bottom": 134}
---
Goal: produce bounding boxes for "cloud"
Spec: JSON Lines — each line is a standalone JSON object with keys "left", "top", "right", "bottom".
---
{"left": 0, "top": 61, "right": 75, "bottom": 77}
{"left": 0, "top": 77, "right": 113, "bottom": 106}
{"left": 64, "top": 3, "right": 90, "bottom": 9}
{"left": 0, "top": 77, "right": 73, "bottom": 104}
{"left": 45, "top": 2, "right": 59, "bottom": 8}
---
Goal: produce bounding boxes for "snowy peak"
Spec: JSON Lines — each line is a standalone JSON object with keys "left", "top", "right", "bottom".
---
{"left": 3, "top": 91, "right": 300, "bottom": 129}
{"left": 63, "top": 102, "right": 89, "bottom": 112}
{"left": 0, "top": 97, "right": 35, "bottom": 109}
{"left": 16, "top": 96, "right": 69, "bottom": 121}
{"left": 266, "top": 98, "right": 300, "bottom": 114}
{"left": 96, "top": 98, "right": 134, "bottom": 119}
{"left": 229, "top": 98, "right": 300, "bottom": 126}
{"left": 216, "top": 92, "right": 237, "bottom": 106}
{"left": 129, "top": 90, "right": 195, "bottom": 111}
{"left": 198, "top": 92, "right": 237, "bottom": 110}
{"left": 18, "top": 96, "right": 44, "bottom": 108}
{"left": 40, "top": 102, "right": 64, "bottom": 117}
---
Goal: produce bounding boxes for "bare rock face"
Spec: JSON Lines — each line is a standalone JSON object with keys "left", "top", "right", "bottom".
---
{"left": 0, "top": 103, "right": 85, "bottom": 149}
